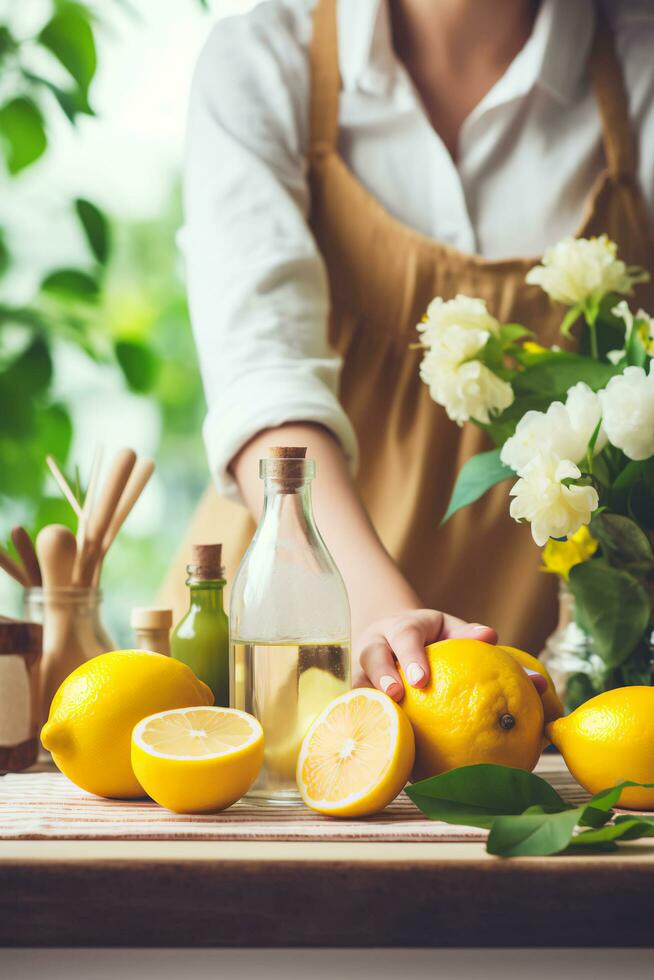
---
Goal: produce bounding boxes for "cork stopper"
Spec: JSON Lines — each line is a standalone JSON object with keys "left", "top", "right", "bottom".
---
{"left": 130, "top": 607, "right": 173, "bottom": 631}
{"left": 262, "top": 446, "right": 313, "bottom": 490}
{"left": 189, "top": 543, "right": 223, "bottom": 580}
{"left": 268, "top": 446, "right": 307, "bottom": 459}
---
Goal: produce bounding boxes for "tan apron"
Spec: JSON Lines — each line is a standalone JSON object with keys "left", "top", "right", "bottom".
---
{"left": 161, "top": 0, "right": 654, "bottom": 653}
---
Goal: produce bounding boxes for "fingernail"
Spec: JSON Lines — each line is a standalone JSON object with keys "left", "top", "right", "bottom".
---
{"left": 406, "top": 662, "right": 425, "bottom": 686}
{"left": 472, "top": 624, "right": 488, "bottom": 632}
{"left": 380, "top": 675, "right": 402, "bottom": 699}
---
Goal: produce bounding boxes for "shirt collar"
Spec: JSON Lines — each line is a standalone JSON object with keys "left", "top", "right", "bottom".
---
{"left": 337, "top": 0, "right": 395, "bottom": 95}
{"left": 337, "top": 0, "right": 596, "bottom": 104}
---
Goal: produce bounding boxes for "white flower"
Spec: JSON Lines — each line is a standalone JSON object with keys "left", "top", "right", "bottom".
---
{"left": 500, "top": 383, "right": 605, "bottom": 474}
{"left": 419, "top": 325, "right": 513, "bottom": 426}
{"left": 564, "top": 381, "right": 608, "bottom": 456}
{"left": 526, "top": 235, "right": 649, "bottom": 306}
{"left": 509, "top": 453, "right": 599, "bottom": 547}
{"left": 598, "top": 363, "right": 654, "bottom": 460}
{"left": 418, "top": 294, "right": 500, "bottom": 346}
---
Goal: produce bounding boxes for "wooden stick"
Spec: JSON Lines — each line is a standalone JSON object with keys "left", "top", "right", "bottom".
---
{"left": 45, "top": 456, "right": 83, "bottom": 519}
{"left": 91, "top": 458, "right": 155, "bottom": 587}
{"left": 76, "top": 446, "right": 103, "bottom": 552}
{"left": 0, "top": 547, "right": 28, "bottom": 588}
{"left": 73, "top": 448, "right": 137, "bottom": 586}
{"left": 10, "top": 527, "right": 41, "bottom": 587}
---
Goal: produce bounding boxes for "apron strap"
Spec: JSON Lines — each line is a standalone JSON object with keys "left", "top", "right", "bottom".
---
{"left": 589, "top": 3, "right": 635, "bottom": 180}
{"left": 308, "top": 0, "right": 340, "bottom": 161}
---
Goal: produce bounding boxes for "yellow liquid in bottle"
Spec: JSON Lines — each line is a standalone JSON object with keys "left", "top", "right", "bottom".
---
{"left": 231, "top": 640, "right": 350, "bottom": 804}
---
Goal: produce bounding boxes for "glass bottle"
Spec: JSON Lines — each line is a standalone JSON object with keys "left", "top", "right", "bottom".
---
{"left": 171, "top": 544, "right": 229, "bottom": 706}
{"left": 230, "top": 447, "right": 351, "bottom": 805}
{"left": 24, "top": 586, "right": 114, "bottom": 725}
{"left": 131, "top": 607, "right": 172, "bottom": 656}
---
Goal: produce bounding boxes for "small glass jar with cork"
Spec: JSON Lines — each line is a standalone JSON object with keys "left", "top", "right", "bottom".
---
{"left": 171, "top": 544, "right": 229, "bottom": 706}
{"left": 131, "top": 607, "right": 173, "bottom": 657}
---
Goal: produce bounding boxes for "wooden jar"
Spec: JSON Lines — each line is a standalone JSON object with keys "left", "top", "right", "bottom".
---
{"left": 0, "top": 615, "right": 43, "bottom": 772}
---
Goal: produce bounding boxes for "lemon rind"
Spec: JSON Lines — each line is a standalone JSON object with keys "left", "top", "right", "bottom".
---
{"left": 296, "top": 688, "right": 400, "bottom": 811}
{"left": 132, "top": 706, "right": 263, "bottom": 762}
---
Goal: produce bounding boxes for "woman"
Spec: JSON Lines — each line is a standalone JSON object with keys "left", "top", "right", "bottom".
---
{"left": 174, "top": 0, "right": 654, "bottom": 699}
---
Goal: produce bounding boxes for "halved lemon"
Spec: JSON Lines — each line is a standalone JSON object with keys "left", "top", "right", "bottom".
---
{"left": 131, "top": 706, "right": 264, "bottom": 813}
{"left": 296, "top": 689, "right": 415, "bottom": 817}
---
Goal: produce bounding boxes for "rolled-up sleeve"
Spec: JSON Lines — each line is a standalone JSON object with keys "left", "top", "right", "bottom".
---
{"left": 180, "top": 8, "right": 358, "bottom": 501}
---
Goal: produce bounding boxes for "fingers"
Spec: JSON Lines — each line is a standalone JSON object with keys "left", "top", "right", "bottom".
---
{"left": 358, "top": 639, "right": 404, "bottom": 702}
{"left": 386, "top": 616, "right": 433, "bottom": 690}
{"left": 439, "top": 613, "right": 498, "bottom": 645}
{"left": 525, "top": 668, "right": 548, "bottom": 695}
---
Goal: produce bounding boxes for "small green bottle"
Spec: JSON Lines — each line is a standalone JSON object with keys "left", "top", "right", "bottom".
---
{"left": 171, "top": 544, "right": 229, "bottom": 706}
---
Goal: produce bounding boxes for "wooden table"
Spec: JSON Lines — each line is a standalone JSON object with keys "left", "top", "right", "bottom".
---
{"left": 2, "top": 761, "right": 654, "bottom": 948}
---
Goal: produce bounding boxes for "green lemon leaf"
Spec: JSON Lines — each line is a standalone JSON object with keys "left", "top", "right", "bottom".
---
{"left": 75, "top": 198, "right": 110, "bottom": 264}
{"left": 568, "top": 561, "right": 651, "bottom": 667}
{"left": 487, "top": 806, "right": 585, "bottom": 857}
{"left": 440, "top": 448, "right": 514, "bottom": 526}
{"left": 406, "top": 764, "right": 570, "bottom": 829}
{"left": 571, "top": 816, "right": 654, "bottom": 848}
{"left": 41, "top": 267, "right": 100, "bottom": 300}
{"left": 39, "top": 2, "right": 97, "bottom": 97}
{"left": 0, "top": 96, "right": 47, "bottom": 174}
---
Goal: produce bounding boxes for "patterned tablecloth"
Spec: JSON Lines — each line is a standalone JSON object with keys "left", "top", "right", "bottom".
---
{"left": 0, "top": 758, "right": 591, "bottom": 843}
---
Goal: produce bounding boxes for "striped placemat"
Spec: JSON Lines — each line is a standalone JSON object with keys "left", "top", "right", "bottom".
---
{"left": 0, "top": 761, "right": 590, "bottom": 843}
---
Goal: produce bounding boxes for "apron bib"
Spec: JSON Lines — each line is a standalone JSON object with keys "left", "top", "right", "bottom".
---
{"left": 161, "top": 0, "right": 654, "bottom": 654}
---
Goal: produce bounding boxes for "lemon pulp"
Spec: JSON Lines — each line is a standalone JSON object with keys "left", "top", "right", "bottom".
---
{"left": 297, "top": 689, "right": 415, "bottom": 817}
{"left": 137, "top": 707, "right": 257, "bottom": 757}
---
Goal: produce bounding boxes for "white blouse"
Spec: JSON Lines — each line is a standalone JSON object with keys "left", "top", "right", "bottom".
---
{"left": 180, "top": 0, "right": 654, "bottom": 499}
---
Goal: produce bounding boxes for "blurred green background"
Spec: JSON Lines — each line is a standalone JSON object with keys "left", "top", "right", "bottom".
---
{"left": 0, "top": 0, "right": 252, "bottom": 642}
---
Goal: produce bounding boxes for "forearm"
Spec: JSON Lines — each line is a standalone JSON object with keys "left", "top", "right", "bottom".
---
{"left": 230, "top": 422, "right": 422, "bottom": 639}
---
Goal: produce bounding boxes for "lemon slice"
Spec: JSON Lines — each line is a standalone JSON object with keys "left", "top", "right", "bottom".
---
{"left": 131, "top": 707, "right": 264, "bottom": 813}
{"left": 296, "top": 689, "right": 415, "bottom": 817}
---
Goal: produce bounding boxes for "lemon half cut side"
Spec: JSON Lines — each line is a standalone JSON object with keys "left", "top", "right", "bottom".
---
{"left": 296, "top": 688, "right": 415, "bottom": 817}
{"left": 131, "top": 706, "right": 264, "bottom": 813}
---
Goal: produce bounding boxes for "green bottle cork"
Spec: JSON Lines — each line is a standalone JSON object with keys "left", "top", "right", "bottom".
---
{"left": 171, "top": 544, "right": 229, "bottom": 706}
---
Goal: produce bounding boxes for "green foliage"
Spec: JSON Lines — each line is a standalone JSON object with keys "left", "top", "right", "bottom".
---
{"left": 440, "top": 448, "right": 514, "bottom": 526}
{"left": 115, "top": 338, "right": 159, "bottom": 393}
{"left": 408, "top": 763, "right": 654, "bottom": 857}
{"left": 568, "top": 560, "right": 651, "bottom": 667}
{"left": 406, "top": 764, "right": 567, "bottom": 829}
{"left": 0, "top": 2, "right": 207, "bottom": 621}
{"left": 41, "top": 268, "right": 101, "bottom": 299}
{"left": 75, "top": 198, "right": 110, "bottom": 264}
{"left": 39, "top": 2, "right": 97, "bottom": 100}
{"left": 0, "top": 97, "right": 47, "bottom": 173}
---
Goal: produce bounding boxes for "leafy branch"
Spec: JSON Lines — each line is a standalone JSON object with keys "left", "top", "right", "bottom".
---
{"left": 407, "top": 763, "right": 654, "bottom": 857}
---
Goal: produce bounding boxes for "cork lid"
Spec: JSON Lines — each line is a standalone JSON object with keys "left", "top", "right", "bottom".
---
{"left": 263, "top": 446, "right": 313, "bottom": 490}
{"left": 268, "top": 447, "right": 307, "bottom": 459}
{"left": 0, "top": 615, "right": 42, "bottom": 655}
{"left": 189, "top": 544, "right": 223, "bottom": 579}
{"left": 130, "top": 607, "right": 173, "bottom": 631}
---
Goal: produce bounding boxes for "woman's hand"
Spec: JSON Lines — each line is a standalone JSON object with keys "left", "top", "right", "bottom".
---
{"left": 354, "top": 608, "right": 547, "bottom": 700}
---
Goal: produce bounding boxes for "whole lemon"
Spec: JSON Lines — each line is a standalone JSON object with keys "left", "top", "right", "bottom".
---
{"left": 547, "top": 687, "right": 654, "bottom": 810}
{"left": 41, "top": 650, "right": 213, "bottom": 798}
{"left": 498, "top": 645, "right": 564, "bottom": 727}
{"left": 400, "top": 639, "right": 544, "bottom": 781}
